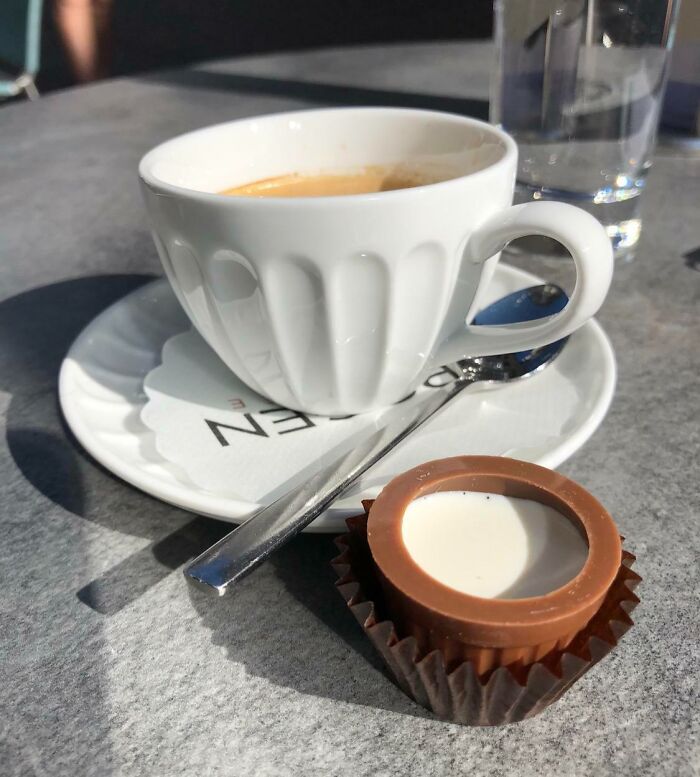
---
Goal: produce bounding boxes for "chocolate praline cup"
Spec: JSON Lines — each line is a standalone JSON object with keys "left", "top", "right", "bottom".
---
{"left": 367, "top": 456, "right": 622, "bottom": 675}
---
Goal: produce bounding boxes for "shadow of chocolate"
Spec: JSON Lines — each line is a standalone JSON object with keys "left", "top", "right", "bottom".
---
{"left": 187, "top": 532, "right": 431, "bottom": 719}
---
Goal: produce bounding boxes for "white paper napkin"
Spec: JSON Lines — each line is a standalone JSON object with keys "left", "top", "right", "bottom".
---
{"left": 141, "top": 327, "right": 577, "bottom": 507}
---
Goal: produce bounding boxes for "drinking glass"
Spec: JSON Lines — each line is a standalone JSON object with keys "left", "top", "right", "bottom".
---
{"left": 492, "top": 0, "right": 680, "bottom": 258}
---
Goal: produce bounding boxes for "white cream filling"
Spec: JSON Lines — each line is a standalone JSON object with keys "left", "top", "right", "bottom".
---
{"left": 401, "top": 491, "right": 588, "bottom": 599}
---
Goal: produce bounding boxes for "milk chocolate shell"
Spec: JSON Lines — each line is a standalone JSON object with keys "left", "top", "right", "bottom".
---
{"left": 333, "top": 507, "right": 640, "bottom": 726}
{"left": 366, "top": 456, "right": 623, "bottom": 674}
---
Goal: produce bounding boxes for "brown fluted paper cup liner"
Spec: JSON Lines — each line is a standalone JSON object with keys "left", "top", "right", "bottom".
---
{"left": 332, "top": 507, "right": 641, "bottom": 727}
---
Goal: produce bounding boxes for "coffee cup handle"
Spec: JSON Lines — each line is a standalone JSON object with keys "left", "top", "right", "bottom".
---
{"left": 429, "top": 201, "right": 613, "bottom": 365}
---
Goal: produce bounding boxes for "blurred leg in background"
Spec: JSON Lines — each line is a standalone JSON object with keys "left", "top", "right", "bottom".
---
{"left": 54, "top": 0, "right": 113, "bottom": 82}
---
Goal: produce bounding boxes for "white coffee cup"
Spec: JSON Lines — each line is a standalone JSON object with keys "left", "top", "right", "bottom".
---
{"left": 139, "top": 107, "right": 612, "bottom": 416}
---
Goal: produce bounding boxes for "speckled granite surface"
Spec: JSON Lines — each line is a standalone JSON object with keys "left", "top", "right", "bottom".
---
{"left": 0, "top": 41, "right": 698, "bottom": 777}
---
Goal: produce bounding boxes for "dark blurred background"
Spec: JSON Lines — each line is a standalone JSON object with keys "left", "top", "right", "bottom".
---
{"left": 40, "top": 0, "right": 493, "bottom": 92}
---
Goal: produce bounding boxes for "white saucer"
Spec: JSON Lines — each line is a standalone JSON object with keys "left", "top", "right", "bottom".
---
{"left": 59, "top": 265, "right": 616, "bottom": 533}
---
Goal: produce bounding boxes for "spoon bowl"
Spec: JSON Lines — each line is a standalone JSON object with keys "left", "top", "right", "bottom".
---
{"left": 459, "top": 283, "right": 569, "bottom": 383}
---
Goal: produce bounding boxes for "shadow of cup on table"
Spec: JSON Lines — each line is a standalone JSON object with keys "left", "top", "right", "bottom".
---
{"left": 0, "top": 273, "right": 162, "bottom": 772}
{"left": 0, "top": 273, "right": 235, "bottom": 615}
{"left": 1, "top": 273, "right": 155, "bottom": 529}
{"left": 187, "top": 531, "right": 432, "bottom": 719}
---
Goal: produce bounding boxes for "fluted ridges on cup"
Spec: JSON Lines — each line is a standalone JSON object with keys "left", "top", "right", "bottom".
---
{"left": 155, "top": 232, "right": 452, "bottom": 413}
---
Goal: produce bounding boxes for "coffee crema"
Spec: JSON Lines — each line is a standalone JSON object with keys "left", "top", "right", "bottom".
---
{"left": 219, "top": 166, "right": 445, "bottom": 198}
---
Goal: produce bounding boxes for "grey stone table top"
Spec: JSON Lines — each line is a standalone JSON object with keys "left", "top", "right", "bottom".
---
{"left": 1, "top": 40, "right": 698, "bottom": 777}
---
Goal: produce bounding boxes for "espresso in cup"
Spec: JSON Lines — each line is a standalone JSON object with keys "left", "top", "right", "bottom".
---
{"left": 220, "top": 166, "right": 449, "bottom": 198}
{"left": 140, "top": 107, "right": 613, "bottom": 416}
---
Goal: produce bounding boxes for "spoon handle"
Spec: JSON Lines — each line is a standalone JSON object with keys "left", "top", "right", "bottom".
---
{"left": 184, "top": 377, "right": 473, "bottom": 594}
